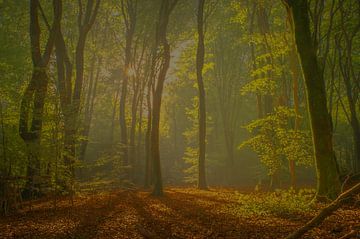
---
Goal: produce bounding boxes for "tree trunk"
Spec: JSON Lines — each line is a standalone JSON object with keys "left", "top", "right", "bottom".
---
{"left": 136, "top": 88, "right": 144, "bottom": 184}
{"left": 150, "top": 0, "right": 178, "bottom": 196}
{"left": 19, "top": 0, "right": 61, "bottom": 197}
{"left": 119, "top": 0, "right": 136, "bottom": 172}
{"left": 79, "top": 55, "right": 100, "bottom": 162}
{"left": 284, "top": 0, "right": 341, "bottom": 200}
{"left": 196, "top": 0, "right": 207, "bottom": 190}
{"left": 129, "top": 84, "right": 139, "bottom": 180}
{"left": 144, "top": 85, "right": 152, "bottom": 189}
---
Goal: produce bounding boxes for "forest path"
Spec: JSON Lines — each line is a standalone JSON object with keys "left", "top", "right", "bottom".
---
{"left": 0, "top": 187, "right": 359, "bottom": 238}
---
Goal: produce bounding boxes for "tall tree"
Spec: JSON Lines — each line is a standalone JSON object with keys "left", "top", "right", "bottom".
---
{"left": 283, "top": 0, "right": 341, "bottom": 200}
{"left": 196, "top": 0, "right": 207, "bottom": 190}
{"left": 54, "top": 0, "right": 100, "bottom": 182}
{"left": 150, "top": 0, "right": 178, "bottom": 196}
{"left": 19, "top": 0, "right": 61, "bottom": 196}
{"left": 119, "top": 0, "right": 137, "bottom": 172}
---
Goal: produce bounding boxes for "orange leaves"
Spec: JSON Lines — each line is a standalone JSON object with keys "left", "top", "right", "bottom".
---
{"left": 0, "top": 187, "right": 359, "bottom": 238}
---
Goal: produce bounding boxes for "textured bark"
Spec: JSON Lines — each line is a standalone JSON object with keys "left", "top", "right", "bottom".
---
{"left": 284, "top": 0, "right": 341, "bottom": 199}
{"left": 196, "top": 0, "right": 207, "bottom": 190}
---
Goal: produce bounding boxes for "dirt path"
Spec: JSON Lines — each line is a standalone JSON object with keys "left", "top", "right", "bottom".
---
{"left": 0, "top": 188, "right": 359, "bottom": 238}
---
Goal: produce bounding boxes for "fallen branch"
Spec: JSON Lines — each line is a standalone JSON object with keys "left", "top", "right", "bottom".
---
{"left": 286, "top": 182, "right": 360, "bottom": 239}
{"left": 338, "top": 230, "right": 357, "bottom": 239}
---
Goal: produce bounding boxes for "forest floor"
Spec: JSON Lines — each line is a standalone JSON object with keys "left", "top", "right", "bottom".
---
{"left": 0, "top": 187, "right": 359, "bottom": 239}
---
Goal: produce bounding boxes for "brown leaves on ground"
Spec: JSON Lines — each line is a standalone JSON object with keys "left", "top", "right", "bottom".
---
{"left": 0, "top": 187, "right": 359, "bottom": 239}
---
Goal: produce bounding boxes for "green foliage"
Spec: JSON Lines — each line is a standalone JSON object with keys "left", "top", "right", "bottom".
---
{"left": 183, "top": 147, "right": 198, "bottom": 183}
{"left": 227, "top": 188, "right": 315, "bottom": 217}
{"left": 182, "top": 97, "right": 200, "bottom": 183}
{"left": 241, "top": 78, "right": 277, "bottom": 95}
{"left": 239, "top": 107, "right": 313, "bottom": 176}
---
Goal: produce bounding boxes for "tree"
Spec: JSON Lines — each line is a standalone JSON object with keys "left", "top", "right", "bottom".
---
{"left": 150, "top": 0, "right": 178, "bottom": 196}
{"left": 119, "top": 0, "right": 137, "bottom": 173}
{"left": 19, "top": 0, "right": 61, "bottom": 196}
{"left": 283, "top": 0, "right": 341, "bottom": 200}
{"left": 54, "top": 0, "right": 100, "bottom": 184}
{"left": 196, "top": 0, "right": 207, "bottom": 190}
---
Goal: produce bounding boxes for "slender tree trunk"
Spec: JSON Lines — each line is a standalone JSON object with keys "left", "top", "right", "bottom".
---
{"left": 196, "top": 0, "right": 207, "bottom": 190}
{"left": 79, "top": 56, "right": 100, "bottom": 162}
{"left": 144, "top": 85, "right": 152, "bottom": 188}
{"left": 284, "top": 0, "right": 341, "bottom": 200}
{"left": 129, "top": 85, "right": 139, "bottom": 180}
{"left": 150, "top": 0, "right": 178, "bottom": 196}
{"left": 136, "top": 89, "right": 144, "bottom": 184}
{"left": 119, "top": 0, "right": 136, "bottom": 172}
{"left": 0, "top": 102, "right": 7, "bottom": 175}
{"left": 151, "top": 91, "right": 164, "bottom": 196}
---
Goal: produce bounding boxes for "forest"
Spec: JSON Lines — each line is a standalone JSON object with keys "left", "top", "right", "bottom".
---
{"left": 0, "top": 0, "right": 359, "bottom": 238}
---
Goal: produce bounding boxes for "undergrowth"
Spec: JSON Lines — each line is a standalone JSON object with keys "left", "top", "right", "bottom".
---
{"left": 227, "top": 188, "right": 316, "bottom": 217}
